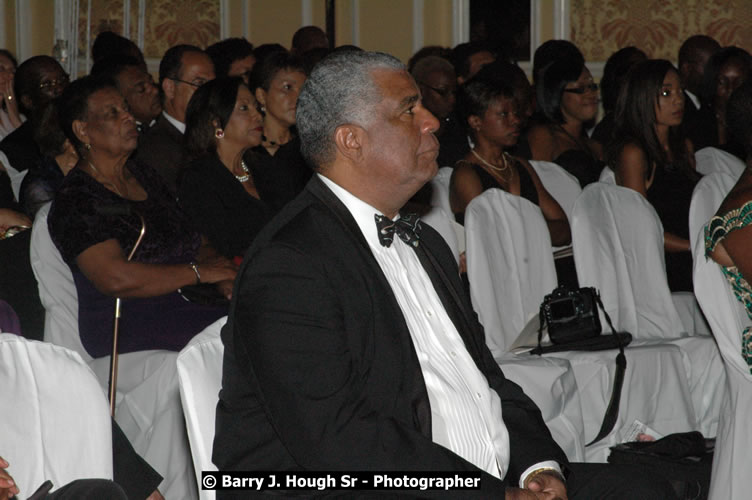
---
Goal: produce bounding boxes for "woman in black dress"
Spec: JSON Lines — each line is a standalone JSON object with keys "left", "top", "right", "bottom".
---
{"left": 607, "top": 59, "right": 700, "bottom": 292}
{"left": 180, "top": 77, "right": 272, "bottom": 263}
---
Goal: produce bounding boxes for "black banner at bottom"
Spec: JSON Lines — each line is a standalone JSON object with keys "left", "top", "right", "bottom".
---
{"left": 202, "top": 471, "right": 482, "bottom": 492}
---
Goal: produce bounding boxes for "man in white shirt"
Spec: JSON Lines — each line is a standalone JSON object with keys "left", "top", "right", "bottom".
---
{"left": 214, "top": 49, "right": 676, "bottom": 499}
{"left": 136, "top": 44, "right": 214, "bottom": 190}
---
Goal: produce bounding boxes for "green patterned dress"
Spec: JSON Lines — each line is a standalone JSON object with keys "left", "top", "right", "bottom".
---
{"left": 706, "top": 201, "right": 752, "bottom": 373}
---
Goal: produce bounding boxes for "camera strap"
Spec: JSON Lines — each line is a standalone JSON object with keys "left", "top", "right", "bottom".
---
{"left": 533, "top": 290, "right": 630, "bottom": 446}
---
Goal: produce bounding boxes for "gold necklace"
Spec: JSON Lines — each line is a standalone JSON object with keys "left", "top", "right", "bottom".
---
{"left": 88, "top": 161, "right": 129, "bottom": 198}
{"left": 471, "top": 148, "right": 512, "bottom": 175}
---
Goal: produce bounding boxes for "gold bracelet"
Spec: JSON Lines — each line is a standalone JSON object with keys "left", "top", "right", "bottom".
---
{"left": 189, "top": 261, "right": 201, "bottom": 285}
{"left": 523, "top": 467, "right": 562, "bottom": 489}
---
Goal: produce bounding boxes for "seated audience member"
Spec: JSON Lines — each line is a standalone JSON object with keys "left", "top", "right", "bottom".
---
{"left": 527, "top": 54, "right": 603, "bottom": 187}
{"left": 180, "top": 77, "right": 271, "bottom": 262}
{"left": 252, "top": 43, "right": 287, "bottom": 67}
{"left": 249, "top": 51, "right": 305, "bottom": 156}
{"left": 0, "top": 50, "right": 22, "bottom": 141}
{"left": 48, "top": 76, "right": 235, "bottom": 359}
{"left": 408, "top": 45, "right": 452, "bottom": 73}
{"left": 707, "top": 81, "right": 752, "bottom": 368}
{"left": 591, "top": 46, "right": 647, "bottom": 147}
{"left": 679, "top": 35, "right": 721, "bottom": 149}
{"left": 411, "top": 55, "right": 462, "bottom": 167}
{"left": 19, "top": 101, "right": 78, "bottom": 218}
{"left": 695, "top": 46, "right": 752, "bottom": 154}
{"left": 213, "top": 49, "right": 676, "bottom": 500}
{"left": 91, "top": 30, "right": 146, "bottom": 68}
{"left": 451, "top": 41, "right": 496, "bottom": 84}
{"left": 246, "top": 51, "right": 311, "bottom": 204}
{"left": 607, "top": 59, "right": 699, "bottom": 292}
{"left": 136, "top": 45, "right": 214, "bottom": 191}
{"left": 90, "top": 55, "right": 161, "bottom": 135}
{"left": 291, "top": 25, "right": 329, "bottom": 55}
{"left": 532, "top": 40, "right": 584, "bottom": 88}
{"left": 0, "top": 56, "right": 68, "bottom": 178}
{"left": 450, "top": 66, "right": 571, "bottom": 248}
{"left": 206, "top": 37, "right": 255, "bottom": 84}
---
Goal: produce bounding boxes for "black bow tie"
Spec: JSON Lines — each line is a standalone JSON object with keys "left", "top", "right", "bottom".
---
{"left": 374, "top": 213, "right": 422, "bottom": 248}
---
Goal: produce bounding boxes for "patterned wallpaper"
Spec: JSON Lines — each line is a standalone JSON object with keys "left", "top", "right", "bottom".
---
{"left": 78, "top": 0, "right": 220, "bottom": 60}
{"left": 571, "top": 0, "right": 752, "bottom": 62}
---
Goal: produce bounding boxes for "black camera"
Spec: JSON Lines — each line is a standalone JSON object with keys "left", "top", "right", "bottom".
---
{"left": 541, "top": 286, "right": 601, "bottom": 344}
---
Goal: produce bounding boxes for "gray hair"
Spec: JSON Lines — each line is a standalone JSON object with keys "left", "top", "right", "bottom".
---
{"left": 296, "top": 50, "right": 405, "bottom": 168}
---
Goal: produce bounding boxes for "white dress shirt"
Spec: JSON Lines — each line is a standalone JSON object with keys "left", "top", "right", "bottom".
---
{"left": 162, "top": 110, "right": 185, "bottom": 134}
{"left": 318, "top": 174, "right": 560, "bottom": 486}
{"left": 685, "top": 89, "right": 701, "bottom": 111}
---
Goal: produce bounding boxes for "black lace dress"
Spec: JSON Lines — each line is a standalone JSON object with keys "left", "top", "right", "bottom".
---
{"left": 49, "top": 160, "right": 227, "bottom": 358}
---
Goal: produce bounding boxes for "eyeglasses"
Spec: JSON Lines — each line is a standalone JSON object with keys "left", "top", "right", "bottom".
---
{"left": 563, "top": 83, "right": 599, "bottom": 94}
{"left": 169, "top": 77, "right": 209, "bottom": 88}
{"left": 39, "top": 75, "right": 69, "bottom": 91}
{"left": 418, "top": 81, "right": 457, "bottom": 99}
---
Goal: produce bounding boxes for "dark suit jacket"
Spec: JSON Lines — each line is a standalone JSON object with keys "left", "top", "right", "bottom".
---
{"left": 135, "top": 114, "right": 185, "bottom": 192}
{"left": 0, "top": 121, "right": 39, "bottom": 174}
{"left": 178, "top": 153, "right": 272, "bottom": 259}
{"left": 213, "top": 175, "right": 567, "bottom": 497}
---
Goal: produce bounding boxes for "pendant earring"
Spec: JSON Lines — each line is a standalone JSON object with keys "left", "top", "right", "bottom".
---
{"left": 260, "top": 105, "right": 266, "bottom": 113}
{"left": 215, "top": 129, "right": 224, "bottom": 139}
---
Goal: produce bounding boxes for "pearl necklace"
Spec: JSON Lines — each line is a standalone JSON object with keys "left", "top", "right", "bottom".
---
{"left": 235, "top": 159, "right": 250, "bottom": 183}
{"left": 471, "top": 149, "right": 512, "bottom": 175}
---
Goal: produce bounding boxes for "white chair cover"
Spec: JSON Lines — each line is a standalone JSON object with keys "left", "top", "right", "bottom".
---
{"left": 497, "top": 353, "right": 586, "bottom": 462}
{"left": 598, "top": 166, "right": 616, "bottom": 184}
{"left": 29, "top": 202, "right": 197, "bottom": 500}
{"left": 692, "top": 215, "right": 752, "bottom": 499}
{"left": 572, "top": 183, "right": 685, "bottom": 339}
{"left": 572, "top": 183, "right": 724, "bottom": 437}
{"left": 422, "top": 206, "right": 461, "bottom": 264}
{"left": 177, "top": 317, "right": 227, "bottom": 500}
{"left": 551, "top": 342, "right": 696, "bottom": 463}
{"left": 0, "top": 334, "right": 113, "bottom": 499}
{"left": 0, "top": 150, "right": 28, "bottom": 200}
{"left": 528, "top": 160, "right": 582, "bottom": 220}
{"left": 429, "top": 166, "right": 454, "bottom": 217}
{"left": 465, "top": 189, "right": 557, "bottom": 355}
{"left": 689, "top": 171, "right": 741, "bottom": 261}
{"left": 695, "top": 146, "right": 746, "bottom": 177}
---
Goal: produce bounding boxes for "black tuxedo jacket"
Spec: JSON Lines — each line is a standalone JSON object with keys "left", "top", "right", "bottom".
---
{"left": 213, "top": 175, "right": 567, "bottom": 496}
{"left": 135, "top": 114, "right": 185, "bottom": 192}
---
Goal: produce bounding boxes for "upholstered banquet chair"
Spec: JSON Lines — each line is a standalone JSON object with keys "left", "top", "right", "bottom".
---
{"left": 29, "top": 202, "right": 197, "bottom": 500}
{"left": 572, "top": 183, "right": 724, "bottom": 438}
{"left": 0, "top": 334, "right": 113, "bottom": 497}
{"left": 177, "top": 317, "right": 227, "bottom": 500}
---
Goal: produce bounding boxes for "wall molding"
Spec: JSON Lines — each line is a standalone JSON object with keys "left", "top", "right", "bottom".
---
{"left": 412, "top": 0, "right": 423, "bottom": 55}
{"left": 220, "top": 0, "right": 230, "bottom": 40}
{"left": 15, "top": 0, "right": 31, "bottom": 62}
{"left": 301, "top": 0, "right": 313, "bottom": 26}
{"left": 451, "top": 0, "right": 469, "bottom": 47}
{"left": 242, "top": 0, "right": 250, "bottom": 40}
{"left": 553, "top": 0, "right": 570, "bottom": 39}
{"left": 351, "top": 0, "right": 360, "bottom": 47}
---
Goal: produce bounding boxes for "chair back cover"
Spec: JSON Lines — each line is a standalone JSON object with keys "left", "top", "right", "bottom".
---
{"left": 465, "top": 189, "right": 557, "bottom": 355}
{"left": 0, "top": 334, "right": 113, "bottom": 498}
{"left": 29, "top": 202, "right": 88, "bottom": 361}
{"left": 529, "top": 160, "right": 582, "bottom": 220}
{"left": 598, "top": 166, "right": 616, "bottom": 184}
{"left": 695, "top": 146, "right": 746, "bottom": 177}
{"left": 692, "top": 209, "right": 752, "bottom": 500}
{"left": 177, "top": 317, "right": 227, "bottom": 500}
{"left": 429, "top": 166, "right": 454, "bottom": 216}
{"left": 571, "top": 183, "right": 686, "bottom": 339}
{"left": 422, "top": 206, "right": 461, "bottom": 264}
{"left": 688, "top": 171, "right": 740, "bottom": 260}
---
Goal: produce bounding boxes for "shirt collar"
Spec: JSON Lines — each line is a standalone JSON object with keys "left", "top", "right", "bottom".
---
{"left": 162, "top": 110, "right": 185, "bottom": 134}
{"left": 685, "top": 89, "right": 701, "bottom": 110}
{"left": 318, "top": 173, "right": 393, "bottom": 250}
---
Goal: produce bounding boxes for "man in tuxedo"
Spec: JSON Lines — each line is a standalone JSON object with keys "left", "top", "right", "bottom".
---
{"left": 136, "top": 44, "right": 214, "bottom": 191}
{"left": 679, "top": 34, "right": 720, "bottom": 150}
{"left": 214, "top": 50, "right": 675, "bottom": 499}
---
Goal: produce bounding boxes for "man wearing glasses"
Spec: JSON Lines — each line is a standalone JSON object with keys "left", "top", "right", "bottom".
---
{"left": 136, "top": 44, "right": 214, "bottom": 190}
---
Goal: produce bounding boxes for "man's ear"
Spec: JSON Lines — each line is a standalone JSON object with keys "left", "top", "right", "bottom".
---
{"left": 467, "top": 114, "right": 482, "bottom": 133}
{"left": 19, "top": 94, "right": 33, "bottom": 113}
{"left": 162, "top": 78, "right": 175, "bottom": 101}
{"left": 333, "top": 124, "right": 364, "bottom": 163}
{"left": 255, "top": 87, "right": 267, "bottom": 108}
{"left": 71, "top": 119, "right": 88, "bottom": 147}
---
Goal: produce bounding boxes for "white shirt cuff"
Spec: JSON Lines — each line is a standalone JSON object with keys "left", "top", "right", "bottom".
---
{"left": 518, "top": 460, "right": 563, "bottom": 488}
